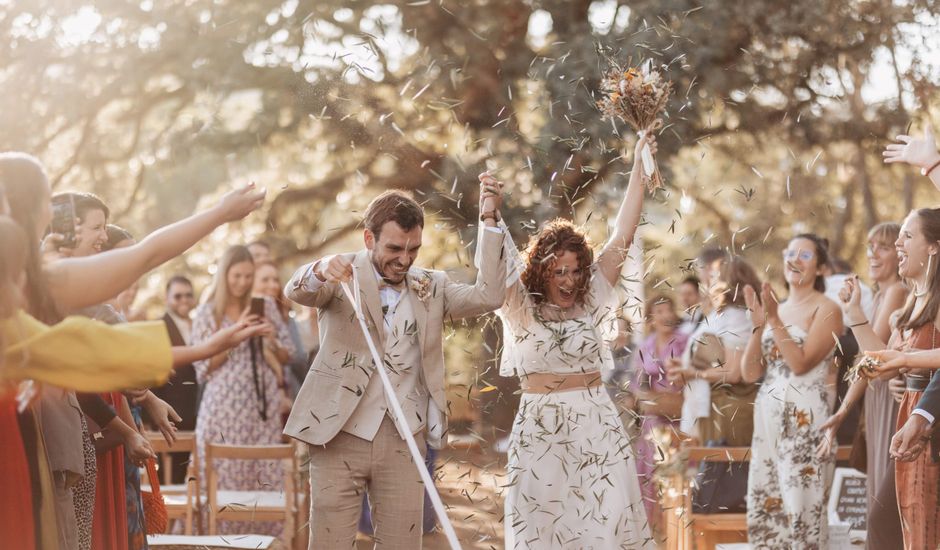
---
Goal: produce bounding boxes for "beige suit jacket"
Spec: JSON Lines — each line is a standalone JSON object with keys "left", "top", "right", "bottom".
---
{"left": 283, "top": 228, "right": 506, "bottom": 448}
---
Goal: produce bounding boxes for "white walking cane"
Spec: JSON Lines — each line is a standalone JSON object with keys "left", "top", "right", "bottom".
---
{"left": 339, "top": 266, "right": 462, "bottom": 550}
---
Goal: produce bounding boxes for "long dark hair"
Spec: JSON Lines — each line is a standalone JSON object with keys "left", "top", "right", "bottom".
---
{"left": 0, "top": 153, "right": 61, "bottom": 323}
{"left": 896, "top": 208, "right": 940, "bottom": 332}
{"left": 790, "top": 233, "right": 829, "bottom": 293}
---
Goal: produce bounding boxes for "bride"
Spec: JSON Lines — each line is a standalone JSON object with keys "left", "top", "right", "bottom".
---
{"left": 484, "top": 133, "right": 657, "bottom": 549}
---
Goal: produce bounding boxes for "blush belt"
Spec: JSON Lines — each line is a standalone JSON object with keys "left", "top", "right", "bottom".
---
{"left": 520, "top": 372, "right": 603, "bottom": 394}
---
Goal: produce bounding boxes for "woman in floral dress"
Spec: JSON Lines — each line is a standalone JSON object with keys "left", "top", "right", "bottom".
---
{"left": 493, "top": 133, "right": 656, "bottom": 549}
{"left": 741, "top": 234, "right": 843, "bottom": 549}
{"left": 193, "top": 245, "right": 294, "bottom": 536}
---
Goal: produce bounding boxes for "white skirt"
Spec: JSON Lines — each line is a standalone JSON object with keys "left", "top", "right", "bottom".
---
{"left": 504, "top": 386, "right": 654, "bottom": 549}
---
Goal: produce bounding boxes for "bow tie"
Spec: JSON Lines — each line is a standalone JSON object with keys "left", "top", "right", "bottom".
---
{"left": 377, "top": 278, "right": 405, "bottom": 292}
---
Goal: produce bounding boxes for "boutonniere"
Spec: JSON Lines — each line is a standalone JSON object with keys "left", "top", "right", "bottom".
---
{"left": 409, "top": 271, "right": 433, "bottom": 304}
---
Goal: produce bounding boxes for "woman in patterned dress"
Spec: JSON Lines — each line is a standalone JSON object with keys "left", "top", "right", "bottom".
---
{"left": 741, "top": 234, "right": 843, "bottom": 549}
{"left": 496, "top": 133, "right": 656, "bottom": 549}
{"left": 193, "top": 245, "right": 294, "bottom": 536}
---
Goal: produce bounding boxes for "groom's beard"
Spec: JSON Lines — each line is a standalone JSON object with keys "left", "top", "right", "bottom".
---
{"left": 370, "top": 252, "right": 410, "bottom": 285}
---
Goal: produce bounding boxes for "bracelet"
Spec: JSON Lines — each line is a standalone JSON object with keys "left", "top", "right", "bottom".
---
{"left": 849, "top": 320, "right": 869, "bottom": 328}
{"left": 480, "top": 210, "right": 501, "bottom": 222}
{"left": 922, "top": 157, "right": 940, "bottom": 178}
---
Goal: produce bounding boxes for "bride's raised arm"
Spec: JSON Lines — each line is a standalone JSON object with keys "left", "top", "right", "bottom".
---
{"left": 596, "top": 133, "right": 656, "bottom": 285}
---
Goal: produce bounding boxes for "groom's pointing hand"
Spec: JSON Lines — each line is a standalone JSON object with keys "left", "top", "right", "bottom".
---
{"left": 317, "top": 254, "right": 354, "bottom": 283}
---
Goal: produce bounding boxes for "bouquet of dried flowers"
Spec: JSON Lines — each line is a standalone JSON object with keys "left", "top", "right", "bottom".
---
{"left": 597, "top": 60, "right": 673, "bottom": 190}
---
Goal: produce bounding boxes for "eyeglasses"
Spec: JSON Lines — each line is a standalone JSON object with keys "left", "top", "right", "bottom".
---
{"left": 171, "top": 292, "right": 194, "bottom": 300}
{"left": 782, "top": 249, "right": 815, "bottom": 262}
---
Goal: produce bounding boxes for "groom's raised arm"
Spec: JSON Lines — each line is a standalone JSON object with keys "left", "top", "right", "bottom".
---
{"left": 285, "top": 253, "right": 353, "bottom": 309}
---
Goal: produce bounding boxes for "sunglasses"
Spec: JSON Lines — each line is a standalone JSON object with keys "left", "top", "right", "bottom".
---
{"left": 782, "top": 249, "right": 815, "bottom": 262}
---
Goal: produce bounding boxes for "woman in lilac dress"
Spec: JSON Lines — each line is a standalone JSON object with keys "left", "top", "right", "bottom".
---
{"left": 192, "top": 245, "right": 294, "bottom": 536}
{"left": 630, "top": 294, "right": 688, "bottom": 530}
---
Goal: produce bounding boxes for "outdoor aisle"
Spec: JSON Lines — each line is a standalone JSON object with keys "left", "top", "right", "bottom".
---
{"left": 357, "top": 445, "right": 508, "bottom": 550}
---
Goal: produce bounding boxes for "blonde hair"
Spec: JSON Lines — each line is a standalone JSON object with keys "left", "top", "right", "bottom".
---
{"left": 205, "top": 245, "right": 254, "bottom": 325}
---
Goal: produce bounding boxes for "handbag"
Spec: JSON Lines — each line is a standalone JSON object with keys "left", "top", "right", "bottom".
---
{"left": 142, "top": 458, "right": 168, "bottom": 534}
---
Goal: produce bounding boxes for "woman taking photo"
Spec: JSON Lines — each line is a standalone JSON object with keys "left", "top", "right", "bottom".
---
{"left": 252, "top": 260, "right": 310, "bottom": 398}
{"left": 817, "top": 222, "right": 907, "bottom": 550}
{"left": 193, "top": 245, "right": 294, "bottom": 535}
{"left": 495, "top": 134, "right": 656, "bottom": 548}
{"left": 741, "top": 233, "right": 842, "bottom": 549}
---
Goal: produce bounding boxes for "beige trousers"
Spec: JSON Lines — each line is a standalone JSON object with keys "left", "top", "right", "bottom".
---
{"left": 307, "top": 417, "right": 426, "bottom": 550}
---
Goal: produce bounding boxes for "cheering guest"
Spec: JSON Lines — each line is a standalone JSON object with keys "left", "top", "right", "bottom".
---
{"left": 248, "top": 240, "right": 273, "bottom": 264}
{"left": 192, "top": 245, "right": 294, "bottom": 535}
{"left": 862, "top": 209, "right": 940, "bottom": 550}
{"left": 742, "top": 233, "right": 842, "bottom": 549}
{"left": 818, "top": 222, "right": 907, "bottom": 550}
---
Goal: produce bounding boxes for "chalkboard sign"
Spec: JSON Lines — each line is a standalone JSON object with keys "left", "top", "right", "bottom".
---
{"left": 828, "top": 467, "right": 867, "bottom": 531}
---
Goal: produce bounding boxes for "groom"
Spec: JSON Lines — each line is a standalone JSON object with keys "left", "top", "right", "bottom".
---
{"left": 284, "top": 185, "right": 505, "bottom": 549}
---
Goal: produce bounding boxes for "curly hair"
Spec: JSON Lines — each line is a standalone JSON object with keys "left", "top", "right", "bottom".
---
{"left": 520, "top": 218, "right": 594, "bottom": 305}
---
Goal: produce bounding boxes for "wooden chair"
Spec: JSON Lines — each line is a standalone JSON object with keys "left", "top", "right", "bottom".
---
{"left": 144, "top": 431, "right": 200, "bottom": 535}
{"left": 204, "top": 442, "right": 298, "bottom": 550}
{"left": 664, "top": 445, "right": 853, "bottom": 550}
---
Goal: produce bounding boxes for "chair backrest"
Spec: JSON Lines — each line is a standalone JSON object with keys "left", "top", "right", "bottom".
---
{"left": 206, "top": 443, "right": 293, "bottom": 461}
{"left": 145, "top": 431, "right": 197, "bottom": 486}
{"left": 146, "top": 431, "right": 196, "bottom": 454}
{"left": 203, "top": 441, "right": 298, "bottom": 545}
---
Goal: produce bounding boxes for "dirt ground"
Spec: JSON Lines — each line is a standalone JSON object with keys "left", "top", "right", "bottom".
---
{"left": 356, "top": 445, "right": 508, "bottom": 550}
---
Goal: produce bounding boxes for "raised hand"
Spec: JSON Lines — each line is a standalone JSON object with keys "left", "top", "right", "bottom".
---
{"left": 629, "top": 131, "right": 658, "bottom": 164}
{"left": 744, "top": 285, "right": 765, "bottom": 328}
{"left": 217, "top": 182, "right": 267, "bottom": 223}
{"left": 478, "top": 171, "right": 503, "bottom": 216}
{"left": 838, "top": 276, "right": 866, "bottom": 325}
{"left": 884, "top": 126, "right": 940, "bottom": 169}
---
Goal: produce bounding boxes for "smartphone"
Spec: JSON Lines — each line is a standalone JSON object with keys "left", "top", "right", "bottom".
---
{"left": 50, "top": 201, "right": 77, "bottom": 248}
{"left": 250, "top": 297, "right": 265, "bottom": 318}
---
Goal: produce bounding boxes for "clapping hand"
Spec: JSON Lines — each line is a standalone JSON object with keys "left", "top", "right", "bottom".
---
{"left": 743, "top": 285, "right": 765, "bottom": 328}
{"left": 884, "top": 126, "right": 940, "bottom": 169}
